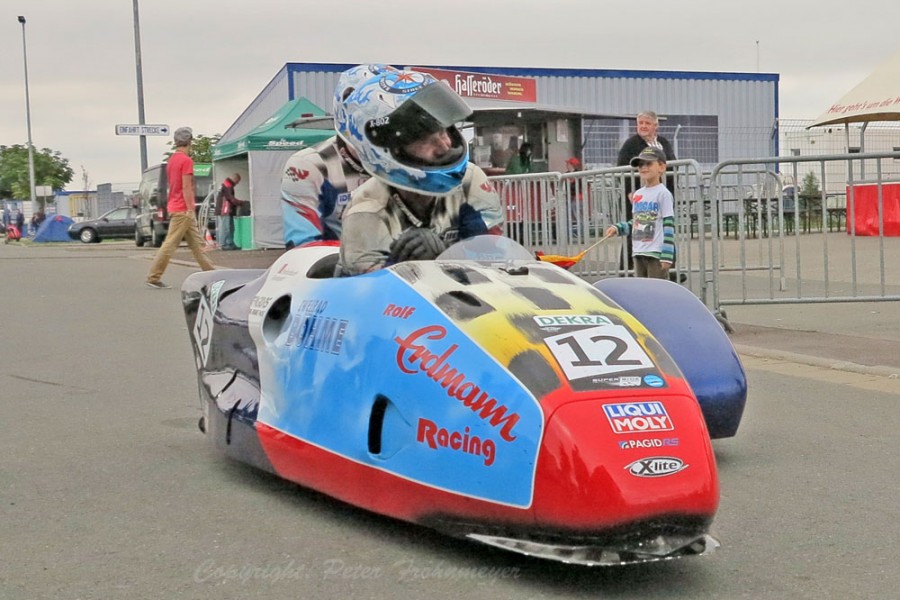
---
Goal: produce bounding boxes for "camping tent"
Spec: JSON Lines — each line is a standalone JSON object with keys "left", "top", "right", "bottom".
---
{"left": 809, "top": 49, "right": 900, "bottom": 127}
{"left": 33, "top": 214, "right": 74, "bottom": 242}
{"left": 213, "top": 98, "right": 334, "bottom": 249}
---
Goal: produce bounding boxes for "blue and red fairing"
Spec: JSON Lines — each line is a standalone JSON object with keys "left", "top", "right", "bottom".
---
{"left": 182, "top": 237, "right": 745, "bottom": 565}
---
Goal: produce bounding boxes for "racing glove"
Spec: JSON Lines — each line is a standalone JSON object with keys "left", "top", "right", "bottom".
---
{"left": 388, "top": 227, "right": 446, "bottom": 263}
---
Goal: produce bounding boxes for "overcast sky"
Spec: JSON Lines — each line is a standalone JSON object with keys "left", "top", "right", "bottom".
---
{"left": 2, "top": 0, "right": 899, "bottom": 190}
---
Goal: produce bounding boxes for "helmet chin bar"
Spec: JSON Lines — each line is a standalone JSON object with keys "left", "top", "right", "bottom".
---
{"left": 386, "top": 175, "right": 465, "bottom": 198}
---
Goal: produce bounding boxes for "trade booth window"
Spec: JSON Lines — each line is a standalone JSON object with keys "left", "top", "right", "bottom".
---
{"left": 472, "top": 123, "right": 546, "bottom": 171}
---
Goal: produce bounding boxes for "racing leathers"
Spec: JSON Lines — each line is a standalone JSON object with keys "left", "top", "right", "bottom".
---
{"left": 280, "top": 136, "right": 370, "bottom": 248}
{"left": 339, "top": 163, "right": 505, "bottom": 275}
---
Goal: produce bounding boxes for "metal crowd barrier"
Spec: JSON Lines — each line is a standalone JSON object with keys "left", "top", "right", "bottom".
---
{"left": 490, "top": 159, "right": 710, "bottom": 296}
{"left": 708, "top": 152, "right": 900, "bottom": 326}
{"left": 490, "top": 151, "right": 900, "bottom": 329}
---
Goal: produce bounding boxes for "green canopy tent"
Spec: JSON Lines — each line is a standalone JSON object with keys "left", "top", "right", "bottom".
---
{"left": 213, "top": 97, "right": 333, "bottom": 158}
{"left": 212, "top": 98, "right": 334, "bottom": 249}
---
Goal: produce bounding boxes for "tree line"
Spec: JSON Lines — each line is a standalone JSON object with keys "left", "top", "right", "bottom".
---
{"left": 0, "top": 133, "right": 219, "bottom": 207}
{"left": 0, "top": 145, "right": 73, "bottom": 204}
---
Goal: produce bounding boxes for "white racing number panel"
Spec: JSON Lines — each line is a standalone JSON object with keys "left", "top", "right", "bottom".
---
{"left": 193, "top": 294, "right": 215, "bottom": 369}
{"left": 192, "top": 281, "right": 225, "bottom": 370}
{"left": 543, "top": 325, "right": 655, "bottom": 382}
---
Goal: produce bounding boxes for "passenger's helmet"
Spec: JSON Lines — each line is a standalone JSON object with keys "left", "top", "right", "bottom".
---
{"left": 338, "top": 70, "right": 473, "bottom": 196}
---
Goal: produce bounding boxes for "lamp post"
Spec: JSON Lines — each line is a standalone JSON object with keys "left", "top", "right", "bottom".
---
{"left": 17, "top": 15, "right": 38, "bottom": 211}
{"left": 132, "top": 0, "right": 148, "bottom": 172}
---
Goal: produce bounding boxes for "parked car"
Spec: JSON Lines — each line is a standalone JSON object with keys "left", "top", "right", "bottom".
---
{"left": 68, "top": 206, "right": 140, "bottom": 243}
{"left": 135, "top": 162, "right": 214, "bottom": 247}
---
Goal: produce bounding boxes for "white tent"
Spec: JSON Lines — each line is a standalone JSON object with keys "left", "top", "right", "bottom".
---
{"left": 212, "top": 98, "right": 333, "bottom": 249}
{"left": 810, "top": 49, "right": 900, "bottom": 127}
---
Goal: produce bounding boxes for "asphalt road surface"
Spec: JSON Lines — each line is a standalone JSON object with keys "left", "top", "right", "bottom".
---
{"left": 1, "top": 242, "right": 898, "bottom": 599}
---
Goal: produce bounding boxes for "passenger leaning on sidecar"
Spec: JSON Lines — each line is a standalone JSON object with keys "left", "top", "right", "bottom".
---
{"left": 280, "top": 64, "right": 399, "bottom": 249}
{"left": 336, "top": 71, "right": 504, "bottom": 276}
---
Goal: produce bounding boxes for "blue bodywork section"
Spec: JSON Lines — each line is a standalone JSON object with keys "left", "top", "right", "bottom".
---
{"left": 594, "top": 278, "right": 747, "bottom": 438}
{"left": 256, "top": 270, "right": 544, "bottom": 507}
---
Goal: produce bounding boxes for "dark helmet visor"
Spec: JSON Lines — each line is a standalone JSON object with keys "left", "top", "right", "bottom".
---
{"left": 366, "top": 81, "right": 473, "bottom": 149}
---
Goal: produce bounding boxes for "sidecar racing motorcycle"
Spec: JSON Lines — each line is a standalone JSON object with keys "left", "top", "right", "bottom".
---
{"left": 181, "top": 236, "right": 747, "bottom": 566}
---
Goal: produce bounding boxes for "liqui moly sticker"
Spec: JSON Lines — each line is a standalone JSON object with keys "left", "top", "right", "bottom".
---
{"left": 603, "top": 401, "right": 673, "bottom": 434}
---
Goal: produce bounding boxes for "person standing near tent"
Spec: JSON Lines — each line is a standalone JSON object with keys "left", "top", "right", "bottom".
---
{"left": 280, "top": 64, "right": 399, "bottom": 248}
{"left": 146, "top": 127, "right": 215, "bottom": 289}
{"left": 30, "top": 210, "right": 46, "bottom": 235}
{"left": 215, "top": 173, "right": 243, "bottom": 250}
{"left": 337, "top": 70, "right": 504, "bottom": 275}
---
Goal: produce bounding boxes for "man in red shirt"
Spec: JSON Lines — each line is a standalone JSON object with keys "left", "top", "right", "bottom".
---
{"left": 146, "top": 126, "right": 215, "bottom": 288}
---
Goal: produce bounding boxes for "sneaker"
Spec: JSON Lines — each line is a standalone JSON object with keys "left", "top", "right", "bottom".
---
{"left": 146, "top": 280, "right": 172, "bottom": 289}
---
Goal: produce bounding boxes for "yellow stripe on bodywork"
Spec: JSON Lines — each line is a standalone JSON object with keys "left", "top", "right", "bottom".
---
{"left": 403, "top": 263, "right": 661, "bottom": 382}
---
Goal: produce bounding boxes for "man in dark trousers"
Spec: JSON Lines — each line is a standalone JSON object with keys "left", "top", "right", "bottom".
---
{"left": 215, "top": 173, "right": 242, "bottom": 250}
{"left": 616, "top": 111, "right": 678, "bottom": 276}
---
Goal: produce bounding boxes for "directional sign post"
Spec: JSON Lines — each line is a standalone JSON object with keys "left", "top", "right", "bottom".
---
{"left": 115, "top": 124, "right": 170, "bottom": 136}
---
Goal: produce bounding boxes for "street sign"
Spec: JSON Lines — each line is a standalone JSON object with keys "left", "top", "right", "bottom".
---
{"left": 115, "top": 124, "right": 170, "bottom": 136}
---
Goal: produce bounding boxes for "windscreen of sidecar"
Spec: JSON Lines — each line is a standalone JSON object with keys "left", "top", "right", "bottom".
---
{"left": 436, "top": 235, "right": 534, "bottom": 266}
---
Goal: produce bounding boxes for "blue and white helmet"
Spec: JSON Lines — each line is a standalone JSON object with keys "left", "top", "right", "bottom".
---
{"left": 338, "top": 70, "right": 473, "bottom": 196}
{"left": 333, "top": 64, "right": 398, "bottom": 141}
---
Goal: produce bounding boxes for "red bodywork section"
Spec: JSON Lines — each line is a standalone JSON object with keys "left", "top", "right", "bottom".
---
{"left": 531, "top": 381, "right": 719, "bottom": 531}
{"left": 256, "top": 371, "right": 718, "bottom": 536}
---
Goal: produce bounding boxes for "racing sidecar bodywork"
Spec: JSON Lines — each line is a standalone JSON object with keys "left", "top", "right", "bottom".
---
{"left": 181, "top": 238, "right": 746, "bottom": 566}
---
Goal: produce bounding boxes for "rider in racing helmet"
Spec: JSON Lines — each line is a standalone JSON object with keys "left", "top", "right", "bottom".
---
{"left": 280, "top": 64, "right": 398, "bottom": 248}
{"left": 338, "top": 70, "right": 504, "bottom": 275}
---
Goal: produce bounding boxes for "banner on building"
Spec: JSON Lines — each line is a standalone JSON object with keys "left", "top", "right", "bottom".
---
{"left": 413, "top": 67, "right": 537, "bottom": 103}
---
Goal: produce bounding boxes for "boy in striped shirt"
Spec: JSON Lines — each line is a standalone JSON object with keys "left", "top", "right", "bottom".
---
{"left": 606, "top": 147, "right": 675, "bottom": 279}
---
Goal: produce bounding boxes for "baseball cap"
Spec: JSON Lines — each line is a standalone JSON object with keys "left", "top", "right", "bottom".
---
{"left": 566, "top": 157, "right": 582, "bottom": 169}
{"left": 173, "top": 126, "right": 193, "bottom": 146}
{"left": 629, "top": 146, "right": 666, "bottom": 167}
